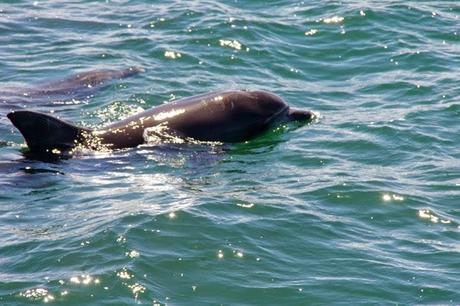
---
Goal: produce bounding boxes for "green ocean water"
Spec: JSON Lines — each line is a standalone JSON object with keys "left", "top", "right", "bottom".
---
{"left": 0, "top": 1, "right": 459, "bottom": 305}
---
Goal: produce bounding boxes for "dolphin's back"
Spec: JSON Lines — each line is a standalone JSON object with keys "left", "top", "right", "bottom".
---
{"left": 98, "top": 90, "right": 290, "bottom": 145}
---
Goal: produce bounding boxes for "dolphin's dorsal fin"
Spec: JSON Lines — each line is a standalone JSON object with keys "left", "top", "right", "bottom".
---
{"left": 7, "top": 110, "right": 91, "bottom": 153}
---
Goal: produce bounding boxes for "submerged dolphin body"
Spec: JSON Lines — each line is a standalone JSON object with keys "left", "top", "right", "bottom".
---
{"left": 0, "top": 66, "right": 144, "bottom": 105}
{"left": 7, "top": 90, "right": 313, "bottom": 155}
{"left": 25, "top": 66, "right": 144, "bottom": 97}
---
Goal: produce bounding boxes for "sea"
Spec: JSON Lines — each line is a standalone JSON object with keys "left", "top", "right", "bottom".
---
{"left": 0, "top": 1, "right": 459, "bottom": 305}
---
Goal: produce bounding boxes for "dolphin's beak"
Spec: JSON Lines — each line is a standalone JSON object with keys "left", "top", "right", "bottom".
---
{"left": 287, "top": 108, "right": 314, "bottom": 121}
{"left": 127, "top": 66, "right": 145, "bottom": 74}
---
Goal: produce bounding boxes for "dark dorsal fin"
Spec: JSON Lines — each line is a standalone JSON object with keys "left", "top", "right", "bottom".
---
{"left": 7, "top": 110, "right": 91, "bottom": 153}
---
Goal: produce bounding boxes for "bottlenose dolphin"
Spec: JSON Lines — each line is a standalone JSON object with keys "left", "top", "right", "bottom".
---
{"left": 1, "top": 66, "right": 143, "bottom": 105}
{"left": 7, "top": 90, "right": 313, "bottom": 155}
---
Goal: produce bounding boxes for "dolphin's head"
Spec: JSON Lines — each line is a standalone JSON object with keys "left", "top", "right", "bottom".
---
{"left": 249, "top": 90, "right": 289, "bottom": 116}
{"left": 247, "top": 90, "right": 314, "bottom": 123}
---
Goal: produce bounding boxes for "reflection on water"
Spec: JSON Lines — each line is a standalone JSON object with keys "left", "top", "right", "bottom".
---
{"left": 1, "top": 0, "right": 460, "bottom": 304}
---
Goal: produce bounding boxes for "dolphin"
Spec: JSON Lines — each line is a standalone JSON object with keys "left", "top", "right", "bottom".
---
{"left": 7, "top": 90, "right": 313, "bottom": 155}
{"left": 0, "top": 66, "right": 144, "bottom": 105}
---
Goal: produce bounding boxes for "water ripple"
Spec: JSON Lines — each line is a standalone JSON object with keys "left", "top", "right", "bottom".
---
{"left": 1, "top": 1, "right": 460, "bottom": 305}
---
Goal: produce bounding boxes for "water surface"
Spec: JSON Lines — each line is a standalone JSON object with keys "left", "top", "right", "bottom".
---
{"left": 0, "top": 1, "right": 459, "bottom": 305}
